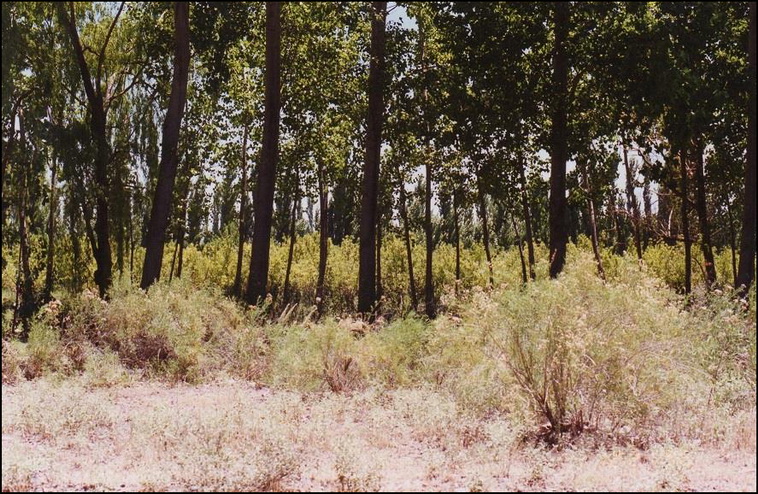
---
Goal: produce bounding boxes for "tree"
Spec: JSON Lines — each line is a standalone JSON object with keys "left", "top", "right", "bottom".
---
{"left": 548, "top": 2, "right": 569, "bottom": 279}
{"left": 141, "top": 2, "right": 191, "bottom": 289}
{"left": 58, "top": 2, "right": 127, "bottom": 297}
{"left": 358, "top": 1, "right": 387, "bottom": 315}
{"left": 736, "top": 1, "right": 756, "bottom": 295}
{"left": 246, "top": 2, "right": 281, "bottom": 305}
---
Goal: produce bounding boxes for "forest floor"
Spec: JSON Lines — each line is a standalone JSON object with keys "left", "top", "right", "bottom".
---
{"left": 2, "top": 378, "right": 756, "bottom": 492}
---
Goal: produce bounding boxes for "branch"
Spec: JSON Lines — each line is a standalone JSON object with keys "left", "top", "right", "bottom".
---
{"left": 96, "top": 1, "right": 126, "bottom": 90}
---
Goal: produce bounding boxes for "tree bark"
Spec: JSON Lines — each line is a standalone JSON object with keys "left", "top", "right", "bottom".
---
{"left": 399, "top": 183, "right": 418, "bottom": 310}
{"left": 141, "top": 2, "right": 191, "bottom": 289}
{"left": 623, "top": 146, "right": 643, "bottom": 261}
{"left": 316, "top": 162, "right": 328, "bottom": 315}
{"left": 583, "top": 169, "right": 605, "bottom": 280}
{"left": 549, "top": 2, "right": 569, "bottom": 279}
{"left": 736, "top": 1, "right": 756, "bottom": 296}
{"left": 282, "top": 187, "right": 299, "bottom": 305}
{"left": 726, "top": 197, "right": 738, "bottom": 286}
{"left": 512, "top": 215, "right": 528, "bottom": 284}
{"left": 177, "top": 205, "right": 187, "bottom": 281}
{"left": 642, "top": 174, "right": 652, "bottom": 250}
{"left": 519, "top": 162, "right": 536, "bottom": 280}
{"left": 59, "top": 2, "right": 117, "bottom": 298}
{"left": 478, "top": 178, "right": 494, "bottom": 287}
{"left": 424, "top": 157, "right": 435, "bottom": 317}
{"left": 358, "top": 1, "right": 386, "bottom": 315}
{"left": 16, "top": 113, "right": 34, "bottom": 340}
{"left": 233, "top": 123, "right": 249, "bottom": 298}
{"left": 680, "top": 148, "right": 692, "bottom": 294}
{"left": 454, "top": 189, "right": 461, "bottom": 287}
{"left": 246, "top": 2, "right": 282, "bottom": 305}
{"left": 693, "top": 138, "right": 717, "bottom": 287}
{"left": 376, "top": 200, "right": 383, "bottom": 303}
{"left": 44, "top": 152, "right": 57, "bottom": 300}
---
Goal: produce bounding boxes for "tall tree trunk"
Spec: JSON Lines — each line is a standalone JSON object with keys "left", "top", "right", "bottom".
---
{"left": 141, "top": 2, "right": 191, "bottom": 289}
{"left": 376, "top": 202, "right": 383, "bottom": 303}
{"left": 316, "top": 163, "right": 328, "bottom": 315}
{"left": 128, "top": 191, "right": 135, "bottom": 282}
{"left": 59, "top": 2, "right": 122, "bottom": 298}
{"left": 169, "top": 240, "right": 179, "bottom": 282}
{"left": 176, "top": 196, "right": 186, "bottom": 279}
{"left": 478, "top": 178, "right": 494, "bottom": 287}
{"left": 424, "top": 157, "right": 435, "bottom": 317}
{"left": 233, "top": 123, "right": 249, "bottom": 298}
{"left": 68, "top": 190, "right": 82, "bottom": 292}
{"left": 623, "top": 146, "right": 643, "bottom": 261}
{"left": 583, "top": 169, "right": 605, "bottom": 280}
{"left": 642, "top": 174, "right": 652, "bottom": 250}
{"left": 2, "top": 99, "right": 20, "bottom": 271}
{"left": 736, "top": 1, "right": 756, "bottom": 296}
{"left": 358, "top": 1, "right": 386, "bottom": 315}
{"left": 680, "top": 148, "right": 692, "bottom": 294}
{"left": 246, "top": 2, "right": 282, "bottom": 305}
{"left": 282, "top": 187, "right": 299, "bottom": 306}
{"left": 549, "top": 2, "right": 569, "bottom": 278}
{"left": 519, "top": 162, "right": 536, "bottom": 280}
{"left": 512, "top": 215, "right": 528, "bottom": 284}
{"left": 16, "top": 113, "right": 34, "bottom": 340}
{"left": 726, "top": 197, "right": 738, "bottom": 286}
{"left": 693, "top": 138, "right": 717, "bottom": 287}
{"left": 44, "top": 154, "right": 57, "bottom": 300}
{"left": 399, "top": 184, "right": 418, "bottom": 310}
{"left": 454, "top": 188, "right": 461, "bottom": 287}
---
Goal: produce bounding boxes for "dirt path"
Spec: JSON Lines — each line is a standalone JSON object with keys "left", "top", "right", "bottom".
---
{"left": 2, "top": 379, "right": 756, "bottom": 491}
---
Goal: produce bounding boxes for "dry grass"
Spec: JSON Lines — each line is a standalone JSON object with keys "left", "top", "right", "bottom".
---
{"left": 2, "top": 251, "right": 756, "bottom": 491}
{"left": 2, "top": 378, "right": 755, "bottom": 492}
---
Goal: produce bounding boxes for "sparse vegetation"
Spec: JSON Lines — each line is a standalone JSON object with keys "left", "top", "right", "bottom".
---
{"left": 2, "top": 248, "right": 755, "bottom": 490}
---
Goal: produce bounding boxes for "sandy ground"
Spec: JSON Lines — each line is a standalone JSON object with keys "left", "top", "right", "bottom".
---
{"left": 2, "top": 379, "right": 756, "bottom": 492}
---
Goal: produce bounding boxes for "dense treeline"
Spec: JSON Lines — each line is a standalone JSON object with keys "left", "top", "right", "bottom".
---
{"left": 1, "top": 2, "right": 755, "bottom": 337}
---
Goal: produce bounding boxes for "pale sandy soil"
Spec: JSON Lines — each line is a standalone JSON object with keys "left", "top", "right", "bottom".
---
{"left": 2, "top": 379, "right": 756, "bottom": 492}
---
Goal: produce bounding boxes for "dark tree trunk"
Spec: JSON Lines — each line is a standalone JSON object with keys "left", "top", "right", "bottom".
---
{"left": 246, "top": 2, "right": 282, "bottom": 305}
{"left": 16, "top": 114, "right": 34, "bottom": 340}
{"left": 2, "top": 99, "right": 20, "bottom": 271}
{"left": 693, "top": 139, "right": 717, "bottom": 287}
{"left": 736, "top": 1, "right": 756, "bottom": 296}
{"left": 282, "top": 187, "right": 299, "bottom": 306}
{"left": 399, "top": 184, "right": 418, "bottom": 310}
{"left": 642, "top": 174, "right": 652, "bottom": 250}
{"left": 583, "top": 170, "right": 605, "bottom": 280}
{"left": 44, "top": 155, "right": 57, "bottom": 300}
{"left": 169, "top": 240, "right": 179, "bottom": 282}
{"left": 519, "top": 164, "right": 537, "bottom": 280}
{"left": 68, "top": 189, "right": 83, "bottom": 292}
{"left": 454, "top": 188, "right": 461, "bottom": 286}
{"left": 59, "top": 2, "right": 121, "bottom": 299}
{"left": 726, "top": 197, "right": 738, "bottom": 286}
{"left": 424, "top": 157, "right": 435, "bottom": 317}
{"left": 233, "top": 123, "right": 249, "bottom": 298}
{"left": 316, "top": 163, "right": 328, "bottom": 315}
{"left": 613, "top": 196, "right": 627, "bottom": 255}
{"left": 141, "top": 2, "right": 191, "bottom": 289}
{"left": 623, "top": 146, "right": 643, "bottom": 261}
{"left": 549, "top": 3, "right": 569, "bottom": 279}
{"left": 358, "top": 1, "right": 386, "bottom": 315}
{"left": 376, "top": 203, "right": 383, "bottom": 303}
{"left": 176, "top": 196, "right": 187, "bottom": 279}
{"left": 478, "top": 178, "right": 494, "bottom": 287}
{"left": 680, "top": 148, "right": 692, "bottom": 294}
{"left": 128, "top": 191, "right": 134, "bottom": 281}
{"left": 512, "top": 215, "right": 528, "bottom": 284}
